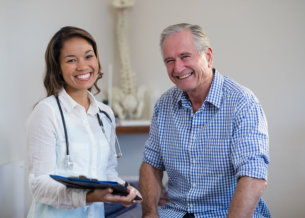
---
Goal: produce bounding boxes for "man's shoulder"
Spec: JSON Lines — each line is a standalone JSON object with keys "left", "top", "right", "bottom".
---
{"left": 159, "top": 86, "right": 182, "bottom": 103}
{"left": 222, "top": 75, "right": 259, "bottom": 105}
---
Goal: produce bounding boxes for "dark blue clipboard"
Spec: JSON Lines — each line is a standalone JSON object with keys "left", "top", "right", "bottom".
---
{"left": 50, "top": 175, "right": 141, "bottom": 200}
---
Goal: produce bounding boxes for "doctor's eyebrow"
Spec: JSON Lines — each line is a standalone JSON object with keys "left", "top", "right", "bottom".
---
{"left": 63, "top": 50, "right": 94, "bottom": 58}
{"left": 85, "top": 49, "right": 94, "bottom": 54}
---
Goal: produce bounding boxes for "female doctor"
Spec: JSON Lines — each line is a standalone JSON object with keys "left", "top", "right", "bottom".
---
{"left": 26, "top": 26, "right": 142, "bottom": 217}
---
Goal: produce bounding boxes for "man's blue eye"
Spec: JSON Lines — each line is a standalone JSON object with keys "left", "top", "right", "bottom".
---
{"left": 86, "top": 55, "right": 94, "bottom": 59}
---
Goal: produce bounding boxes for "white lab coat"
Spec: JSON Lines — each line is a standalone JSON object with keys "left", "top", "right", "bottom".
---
{"left": 26, "top": 88, "right": 123, "bottom": 218}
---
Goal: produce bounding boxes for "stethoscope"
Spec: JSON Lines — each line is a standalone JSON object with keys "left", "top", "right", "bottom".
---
{"left": 55, "top": 96, "right": 122, "bottom": 170}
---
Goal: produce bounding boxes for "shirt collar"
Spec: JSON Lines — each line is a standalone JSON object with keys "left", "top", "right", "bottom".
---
{"left": 87, "top": 91, "right": 99, "bottom": 115}
{"left": 205, "top": 69, "right": 223, "bottom": 109}
{"left": 179, "top": 91, "right": 192, "bottom": 109}
{"left": 58, "top": 88, "right": 99, "bottom": 115}
{"left": 178, "top": 69, "right": 224, "bottom": 110}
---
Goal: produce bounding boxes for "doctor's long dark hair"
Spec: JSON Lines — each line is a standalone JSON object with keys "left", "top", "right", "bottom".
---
{"left": 44, "top": 26, "right": 103, "bottom": 97}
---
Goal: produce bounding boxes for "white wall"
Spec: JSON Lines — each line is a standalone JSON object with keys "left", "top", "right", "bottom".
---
{"left": 0, "top": 161, "right": 25, "bottom": 218}
{"left": 1, "top": 0, "right": 305, "bottom": 217}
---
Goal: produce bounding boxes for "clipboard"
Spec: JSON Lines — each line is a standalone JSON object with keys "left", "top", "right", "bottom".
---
{"left": 50, "top": 175, "right": 142, "bottom": 200}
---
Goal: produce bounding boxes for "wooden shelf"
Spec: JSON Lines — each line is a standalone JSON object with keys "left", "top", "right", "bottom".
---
{"left": 116, "top": 125, "right": 150, "bottom": 134}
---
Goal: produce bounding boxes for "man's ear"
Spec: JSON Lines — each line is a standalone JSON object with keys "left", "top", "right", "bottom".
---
{"left": 205, "top": 47, "right": 213, "bottom": 68}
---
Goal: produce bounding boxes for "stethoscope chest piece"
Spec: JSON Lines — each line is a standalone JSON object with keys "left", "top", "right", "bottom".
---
{"left": 64, "top": 155, "right": 74, "bottom": 170}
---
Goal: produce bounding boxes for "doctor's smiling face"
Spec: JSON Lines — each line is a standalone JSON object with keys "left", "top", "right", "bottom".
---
{"left": 59, "top": 37, "right": 99, "bottom": 95}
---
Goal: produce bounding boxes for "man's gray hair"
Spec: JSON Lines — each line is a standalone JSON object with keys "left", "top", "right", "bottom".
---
{"left": 160, "top": 23, "right": 210, "bottom": 56}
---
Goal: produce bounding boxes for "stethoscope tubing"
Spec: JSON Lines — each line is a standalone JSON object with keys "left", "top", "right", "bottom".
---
{"left": 56, "top": 96, "right": 70, "bottom": 155}
{"left": 55, "top": 96, "right": 122, "bottom": 162}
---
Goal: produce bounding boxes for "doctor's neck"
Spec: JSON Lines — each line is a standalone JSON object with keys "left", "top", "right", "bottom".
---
{"left": 66, "top": 88, "right": 90, "bottom": 111}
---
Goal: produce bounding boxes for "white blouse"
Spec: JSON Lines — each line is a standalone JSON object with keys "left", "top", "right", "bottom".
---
{"left": 26, "top": 89, "right": 123, "bottom": 217}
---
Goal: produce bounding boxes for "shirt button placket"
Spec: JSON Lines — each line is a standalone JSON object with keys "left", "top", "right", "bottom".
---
{"left": 188, "top": 112, "right": 197, "bottom": 212}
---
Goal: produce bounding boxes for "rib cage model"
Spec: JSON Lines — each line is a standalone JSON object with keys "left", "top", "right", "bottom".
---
{"left": 111, "top": 0, "right": 146, "bottom": 120}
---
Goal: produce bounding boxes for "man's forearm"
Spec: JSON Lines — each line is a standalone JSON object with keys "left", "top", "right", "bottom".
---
{"left": 227, "top": 176, "right": 267, "bottom": 218}
{"left": 140, "top": 162, "right": 163, "bottom": 217}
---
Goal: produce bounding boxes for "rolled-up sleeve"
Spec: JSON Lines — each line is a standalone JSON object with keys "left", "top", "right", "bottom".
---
{"left": 143, "top": 101, "right": 165, "bottom": 171}
{"left": 231, "top": 99, "right": 269, "bottom": 180}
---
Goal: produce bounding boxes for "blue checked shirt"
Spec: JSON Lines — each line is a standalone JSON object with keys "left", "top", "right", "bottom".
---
{"left": 143, "top": 70, "right": 271, "bottom": 218}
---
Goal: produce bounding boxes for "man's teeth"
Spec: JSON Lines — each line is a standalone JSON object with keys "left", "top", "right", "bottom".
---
{"left": 178, "top": 73, "right": 192, "bottom": 79}
{"left": 77, "top": 73, "right": 90, "bottom": 79}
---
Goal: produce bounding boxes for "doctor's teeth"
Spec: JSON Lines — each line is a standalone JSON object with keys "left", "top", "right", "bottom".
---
{"left": 77, "top": 73, "right": 90, "bottom": 79}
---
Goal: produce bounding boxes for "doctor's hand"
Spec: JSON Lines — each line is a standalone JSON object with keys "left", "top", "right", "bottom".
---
{"left": 86, "top": 186, "right": 142, "bottom": 207}
{"left": 122, "top": 185, "right": 142, "bottom": 207}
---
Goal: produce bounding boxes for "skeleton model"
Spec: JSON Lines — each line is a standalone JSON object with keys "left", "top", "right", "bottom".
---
{"left": 111, "top": 0, "right": 146, "bottom": 120}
